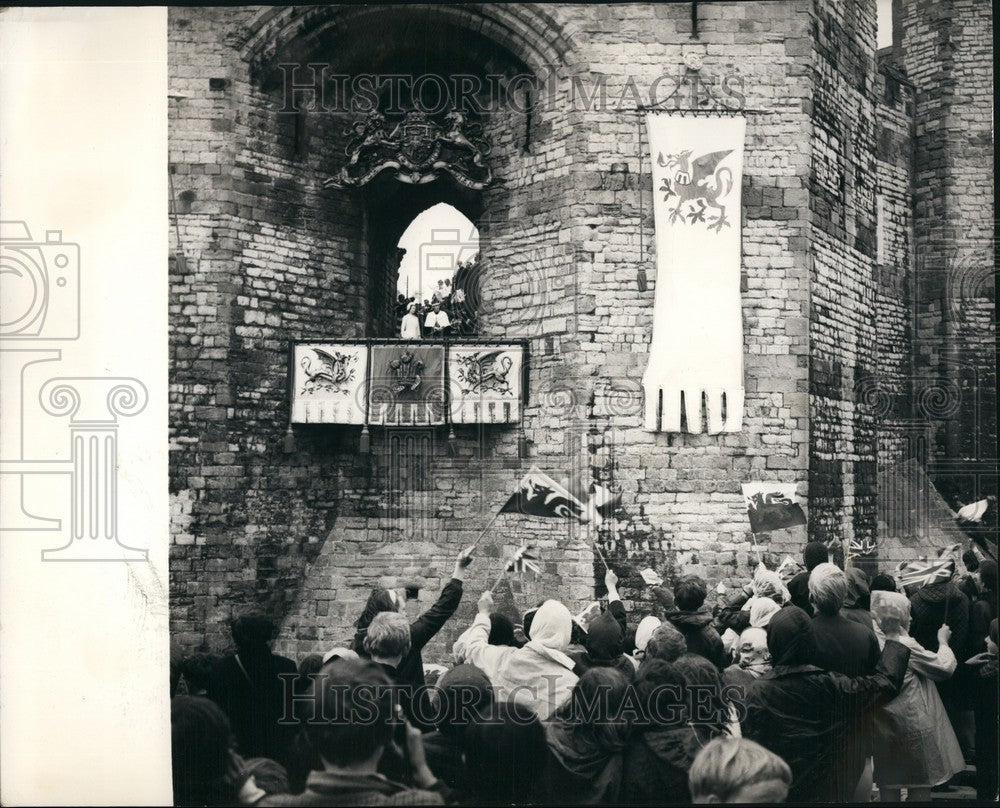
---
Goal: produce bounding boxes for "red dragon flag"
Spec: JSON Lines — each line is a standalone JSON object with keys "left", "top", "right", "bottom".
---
{"left": 643, "top": 113, "right": 746, "bottom": 434}
{"left": 499, "top": 466, "right": 590, "bottom": 523}
{"left": 741, "top": 482, "right": 807, "bottom": 534}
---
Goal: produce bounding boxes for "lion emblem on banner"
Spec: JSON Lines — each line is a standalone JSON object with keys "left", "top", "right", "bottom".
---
{"left": 657, "top": 148, "right": 734, "bottom": 232}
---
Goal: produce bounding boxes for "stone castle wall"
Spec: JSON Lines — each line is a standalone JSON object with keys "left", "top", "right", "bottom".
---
{"left": 168, "top": 1, "right": 993, "bottom": 661}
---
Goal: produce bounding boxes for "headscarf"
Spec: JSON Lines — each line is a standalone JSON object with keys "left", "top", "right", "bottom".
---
{"left": 736, "top": 628, "right": 771, "bottom": 678}
{"left": 748, "top": 597, "right": 781, "bottom": 628}
{"left": 766, "top": 605, "right": 816, "bottom": 667}
{"left": 527, "top": 599, "right": 575, "bottom": 669}
{"left": 871, "top": 590, "right": 911, "bottom": 637}
{"left": 752, "top": 568, "right": 790, "bottom": 605}
{"left": 634, "top": 616, "right": 662, "bottom": 656}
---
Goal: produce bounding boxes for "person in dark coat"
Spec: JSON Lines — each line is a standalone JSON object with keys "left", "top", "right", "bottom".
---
{"left": 809, "top": 563, "right": 880, "bottom": 677}
{"left": 842, "top": 567, "right": 875, "bottom": 630}
{"left": 421, "top": 664, "right": 494, "bottom": 790}
{"left": 663, "top": 575, "right": 726, "bottom": 668}
{"left": 574, "top": 571, "right": 635, "bottom": 681}
{"left": 487, "top": 612, "right": 521, "bottom": 647}
{"left": 351, "top": 549, "right": 470, "bottom": 696}
{"left": 908, "top": 574, "right": 971, "bottom": 655}
{"left": 786, "top": 541, "right": 829, "bottom": 616}
{"left": 459, "top": 700, "right": 549, "bottom": 805}
{"left": 966, "top": 618, "right": 998, "bottom": 801}
{"left": 741, "top": 605, "right": 911, "bottom": 804}
{"left": 808, "top": 563, "right": 880, "bottom": 802}
{"left": 207, "top": 613, "right": 299, "bottom": 766}
{"left": 621, "top": 659, "right": 707, "bottom": 805}
{"left": 968, "top": 559, "right": 997, "bottom": 656}
{"left": 544, "top": 667, "right": 632, "bottom": 805}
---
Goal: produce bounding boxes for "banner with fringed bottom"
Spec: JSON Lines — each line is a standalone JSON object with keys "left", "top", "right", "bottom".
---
{"left": 642, "top": 113, "right": 746, "bottom": 434}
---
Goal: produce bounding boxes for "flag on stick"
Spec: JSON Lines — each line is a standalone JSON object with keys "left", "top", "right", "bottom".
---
{"left": 894, "top": 545, "right": 960, "bottom": 588}
{"left": 561, "top": 472, "right": 623, "bottom": 527}
{"left": 500, "top": 466, "right": 590, "bottom": 522}
{"left": 742, "top": 483, "right": 807, "bottom": 534}
{"left": 491, "top": 542, "right": 542, "bottom": 592}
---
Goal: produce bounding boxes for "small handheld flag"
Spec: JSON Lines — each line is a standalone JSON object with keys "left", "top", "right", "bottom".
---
{"left": 956, "top": 499, "right": 988, "bottom": 523}
{"left": 742, "top": 483, "right": 807, "bottom": 534}
{"left": 500, "top": 466, "right": 589, "bottom": 522}
{"left": 491, "top": 542, "right": 542, "bottom": 592}
{"left": 894, "top": 547, "right": 958, "bottom": 589}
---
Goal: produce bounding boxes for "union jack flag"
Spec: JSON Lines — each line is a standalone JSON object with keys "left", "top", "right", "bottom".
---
{"left": 894, "top": 544, "right": 960, "bottom": 588}
{"left": 849, "top": 537, "right": 877, "bottom": 557}
{"left": 505, "top": 542, "right": 542, "bottom": 576}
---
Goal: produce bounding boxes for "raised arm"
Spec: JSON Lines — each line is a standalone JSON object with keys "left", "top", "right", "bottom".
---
{"left": 604, "top": 569, "right": 628, "bottom": 635}
{"left": 461, "top": 591, "right": 513, "bottom": 678}
{"left": 908, "top": 625, "right": 958, "bottom": 681}
{"left": 409, "top": 550, "right": 471, "bottom": 651}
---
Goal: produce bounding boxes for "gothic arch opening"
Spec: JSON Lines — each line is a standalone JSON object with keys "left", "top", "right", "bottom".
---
{"left": 390, "top": 203, "right": 480, "bottom": 338}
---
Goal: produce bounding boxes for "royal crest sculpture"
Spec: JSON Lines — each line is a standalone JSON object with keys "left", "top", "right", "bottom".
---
{"left": 324, "top": 109, "right": 494, "bottom": 190}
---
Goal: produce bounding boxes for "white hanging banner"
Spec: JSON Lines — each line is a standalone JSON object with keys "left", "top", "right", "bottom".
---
{"left": 642, "top": 113, "right": 746, "bottom": 434}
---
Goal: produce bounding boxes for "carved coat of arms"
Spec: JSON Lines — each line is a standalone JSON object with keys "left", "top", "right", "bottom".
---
{"left": 325, "top": 109, "right": 493, "bottom": 190}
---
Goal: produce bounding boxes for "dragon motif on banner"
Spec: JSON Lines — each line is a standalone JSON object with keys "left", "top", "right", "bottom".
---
{"left": 325, "top": 109, "right": 494, "bottom": 190}
{"left": 300, "top": 348, "right": 356, "bottom": 395}
{"left": 657, "top": 148, "right": 734, "bottom": 232}
{"left": 455, "top": 349, "right": 514, "bottom": 396}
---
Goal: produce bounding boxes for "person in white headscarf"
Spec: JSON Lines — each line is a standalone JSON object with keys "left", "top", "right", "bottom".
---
{"left": 456, "top": 591, "right": 578, "bottom": 719}
{"left": 627, "top": 615, "right": 663, "bottom": 670}
{"left": 748, "top": 597, "right": 781, "bottom": 629}
{"left": 723, "top": 627, "right": 772, "bottom": 690}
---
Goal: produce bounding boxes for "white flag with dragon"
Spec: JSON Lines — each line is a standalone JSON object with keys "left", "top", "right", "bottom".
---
{"left": 642, "top": 114, "right": 746, "bottom": 434}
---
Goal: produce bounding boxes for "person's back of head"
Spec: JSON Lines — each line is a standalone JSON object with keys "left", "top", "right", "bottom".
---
{"left": 230, "top": 612, "right": 276, "bottom": 656}
{"left": 673, "top": 653, "right": 728, "bottom": 730}
{"left": 308, "top": 658, "right": 396, "bottom": 768}
{"left": 980, "top": 559, "right": 997, "bottom": 595}
{"left": 963, "top": 550, "right": 980, "bottom": 574}
{"left": 802, "top": 541, "right": 829, "bottom": 572}
{"left": 462, "top": 700, "right": 547, "bottom": 804}
{"left": 363, "top": 611, "right": 411, "bottom": 662}
{"left": 767, "top": 605, "right": 817, "bottom": 666}
{"left": 433, "top": 663, "right": 494, "bottom": 738}
{"left": 688, "top": 737, "right": 792, "bottom": 803}
{"left": 870, "top": 572, "right": 897, "bottom": 593}
{"left": 675, "top": 575, "right": 708, "bottom": 612}
{"left": 808, "top": 562, "right": 847, "bottom": 616}
{"left": 557, "top": 667, "right": 630, "bottom": 748}
{"left": 356, "top": 587, "right": 400, "bottom": 632}
{"left": 488, "top": 612, "right": 517, "bottom": 646}
{"left": 180, "top": 653, "right": 220, "bottom": 696}
{"left": 171, "top": 695, "right": 235, "bottom": 807}
{"left": 634, "top": 657, "right": 685, "bottom": 728}
{"left": 645, "top": 622, "right": 687, "bottom": 664}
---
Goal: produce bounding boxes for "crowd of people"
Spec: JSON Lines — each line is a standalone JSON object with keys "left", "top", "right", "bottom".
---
{"left": 171, "top": 543, "right": 998, "bottom": 805}
{"left": 395, "top": 277, "right": 478, "bottom": 340}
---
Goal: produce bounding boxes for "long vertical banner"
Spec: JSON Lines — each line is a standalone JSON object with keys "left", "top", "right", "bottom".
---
{"left": 642, "top": 113, "right": 746, "bottom": 434}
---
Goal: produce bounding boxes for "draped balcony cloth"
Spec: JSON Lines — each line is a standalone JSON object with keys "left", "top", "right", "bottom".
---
{"left": 448, "top": 344, "right": 523, "bottom": 424}
{"left": 292, "top": 344, "right": 368, "bottom": 424}
{"left": 368, "top": 344, "right": 446, "bottom": 426}
{"left": 642, "top": 113, "right": 746, "bottom": 434}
